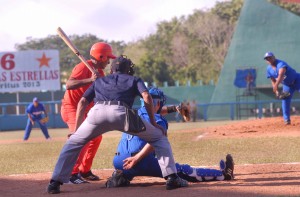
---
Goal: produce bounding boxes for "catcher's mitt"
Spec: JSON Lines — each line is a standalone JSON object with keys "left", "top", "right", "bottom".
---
{"left": 276, "top": 91, "right": 290, "bottom": 100}
{"left": 178, "top": 103, "right": 191, "bottom": 122}
{"left": 40, "top": 116, "right": 49, "bottom": 124}
{"left": 105, "top": 170, "right": 130, "bottom": 188}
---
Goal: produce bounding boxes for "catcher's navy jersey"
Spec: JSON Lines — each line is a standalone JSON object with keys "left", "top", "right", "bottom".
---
{"left": 266, "top": 59, "right": 299, "bottom": 86}
{"left": 26, "top": 103, "right": 45, "bottom": 119}
{"left": 116, "top": 107, "right": 168, "bottom": 155}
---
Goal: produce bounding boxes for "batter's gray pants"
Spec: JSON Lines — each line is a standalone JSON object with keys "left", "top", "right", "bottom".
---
{"left": 51, "top": 103, "right": 177, "bottom": 183}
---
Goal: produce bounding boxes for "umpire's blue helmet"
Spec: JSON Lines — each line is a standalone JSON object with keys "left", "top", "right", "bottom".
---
{"left": 141, "top": 87, "right": 166, "bottom": 113}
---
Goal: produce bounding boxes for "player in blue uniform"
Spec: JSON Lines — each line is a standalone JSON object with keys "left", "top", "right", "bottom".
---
{"left": 24, "top": 97, "right": 50, "bottom": 141}
{"left": 264, "top": 52, "right": 300, "bottom": 125}
{"left": 109, "top": 87, "right": 234, "bottom": 187}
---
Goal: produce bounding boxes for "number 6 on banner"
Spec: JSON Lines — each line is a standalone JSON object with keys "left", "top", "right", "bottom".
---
{"left": 1, "top": 53, "right": 15, "bottom": 70}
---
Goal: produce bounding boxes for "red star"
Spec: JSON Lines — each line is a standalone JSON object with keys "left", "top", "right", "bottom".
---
{"left": 37, "top": 53, "right": 51, "bottom": 67}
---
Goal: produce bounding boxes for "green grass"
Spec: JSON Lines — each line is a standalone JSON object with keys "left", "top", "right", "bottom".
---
{"left": 0, "top": 121, "right": 299, "bottom": 175}
{"left": 0, "top": 120, "right": 231, "bottom": 141}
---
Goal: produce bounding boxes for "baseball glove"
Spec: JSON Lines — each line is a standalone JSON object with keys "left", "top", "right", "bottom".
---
{"left": 105, "top": 170, "right": 130, "bottom": 188}
{"left": 178, "top": 103, "right": 191, "bottom": 122}
{"left": 276, "top": 91, "right": 291, "bottom": 100}
{"left": 40, "top": 116, "right": 49, "bottom": 124}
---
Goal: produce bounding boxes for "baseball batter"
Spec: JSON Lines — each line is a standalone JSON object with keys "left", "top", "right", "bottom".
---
{"left": 264, "top": 52, "right": 300, "bottom": 125}
{"left": 24, "top": 97, "right": 50, "bottom": 141}
{"left": 60, "top": 42, "right": 116, "bottom": 183}
{"left": 108, "top": 88, "right": 234, "bottom": 187}
{"left": 47, "top": 55, "right": 188, "bottom": 194}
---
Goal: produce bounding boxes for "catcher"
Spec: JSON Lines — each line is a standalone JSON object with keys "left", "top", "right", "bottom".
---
{"left": 264, "top": 52, "right": 300, "bottom": 125}
{"left": 106, "top": 87, "right": 234, "bottom": 187}
{"left": 23, "top": 97, "right": 50, "bottom": 141}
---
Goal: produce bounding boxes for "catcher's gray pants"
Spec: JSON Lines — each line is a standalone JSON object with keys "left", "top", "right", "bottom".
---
{"left": 51, "top": 103, "right": 177, "bottom": 183}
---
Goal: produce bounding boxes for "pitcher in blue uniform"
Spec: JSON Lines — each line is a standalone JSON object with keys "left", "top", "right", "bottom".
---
{"left": 110, "top": 87, "right": 234, "bottom": 186}
{"left": 24, "top": 97, "right": 50, "bottom": 141}
{"left": 264, "top": 52, "right": 300, "bottom": 125}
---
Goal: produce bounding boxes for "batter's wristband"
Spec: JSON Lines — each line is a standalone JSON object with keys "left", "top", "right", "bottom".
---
{"left": 167, "top": 105, "right": 177, "bottom": 114}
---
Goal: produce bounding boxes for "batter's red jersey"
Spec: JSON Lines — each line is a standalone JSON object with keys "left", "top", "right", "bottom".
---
{"left": 62, "top": 60, "right": 105, "bottom": 111}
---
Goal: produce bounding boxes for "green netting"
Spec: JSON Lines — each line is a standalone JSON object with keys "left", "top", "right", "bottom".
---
{"left": 132, "top": 85, "right": 215, "bottom": 106}
{"left": 209, "top": 0, "right": 300, "bottom": 119}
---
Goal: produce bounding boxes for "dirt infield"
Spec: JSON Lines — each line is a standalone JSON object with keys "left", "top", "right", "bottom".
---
{"left": 1, "top": 117, "right": 300, "bottom": 196}
{"left": 195, "top": 116, "right": 300, "bottom": 139}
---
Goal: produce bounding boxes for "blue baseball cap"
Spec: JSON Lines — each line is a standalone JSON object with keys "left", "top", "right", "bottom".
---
{"left": 264, "top": 52, "right": 274, "bottom": 59}
{"left": 33, "top": 97, "right": 39, "bottom": 102}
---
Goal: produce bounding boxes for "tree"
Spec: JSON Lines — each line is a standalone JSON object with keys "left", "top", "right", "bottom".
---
{"left": 212, "top": 0, "right": 244, "bottom": 24}
{"left": 135, "top": 54, "right": 173, "bottom": 86}
{"left": 185, "top": 11, "right": 234, "bottom": 70}
{"left": 270, "top": 0, "right": 300, "bottom": 15}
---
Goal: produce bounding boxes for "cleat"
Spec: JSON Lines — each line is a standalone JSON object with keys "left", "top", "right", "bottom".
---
{"left": 284, "top": 120, "right": 291, "bottom": 125}
{"left": 166, "top": 174, "right": 188, "bottom": 190}
{"left": 80, "top": 170, "right": 100, "bottom": 181}
{"left": 105, "top": 170, "right": 130, "bottom": 188}
{"left": 224, "top": 154, "right": 234, "bottom": 180}
{"left": 69, "top": 173, "right": 89, "bottom": 184}
{"left": 47, "top": 180, "right": 62, "bottom": 194}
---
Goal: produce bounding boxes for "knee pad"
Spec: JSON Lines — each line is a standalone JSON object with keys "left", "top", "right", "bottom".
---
{"left": 176, "top": 163, "right": 193, "bottom": 175}
{"left": 196, "top": 168, "right": 223, "bottom": 177}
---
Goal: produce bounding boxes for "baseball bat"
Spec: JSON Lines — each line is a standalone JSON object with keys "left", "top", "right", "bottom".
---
{"left": 56, "top": 27, "right": 96, "bottom": 73}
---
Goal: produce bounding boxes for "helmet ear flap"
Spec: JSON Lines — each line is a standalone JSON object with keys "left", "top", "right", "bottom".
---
{"left": 100, "top": 56, "right": 107, "bottom": 62}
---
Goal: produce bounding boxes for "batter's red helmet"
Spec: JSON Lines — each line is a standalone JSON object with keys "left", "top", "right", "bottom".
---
{"left": 90, "top": 42, "right": 116, "bottom": 62}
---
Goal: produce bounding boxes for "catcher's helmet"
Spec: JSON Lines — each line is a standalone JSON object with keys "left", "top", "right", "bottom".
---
{"left": 141, "top": 87, "right": 166, "bottom": 113}
{"left": 111, "top": 55, "right": 135, "bottom": 75}
{"left": 90, "top": 42, "right": 116, "bottom": 62}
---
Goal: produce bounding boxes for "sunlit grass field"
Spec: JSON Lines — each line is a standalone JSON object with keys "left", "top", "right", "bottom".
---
{"left": 0, "top": 121, "right": 299, "bottom": 175}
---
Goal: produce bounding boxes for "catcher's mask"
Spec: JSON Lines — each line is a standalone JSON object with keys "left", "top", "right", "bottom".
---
{"left": 110, "top": 55, "right": 135, "bottom": 75}
{"left": 141, "top": 87, "right": 166, "bottom": 114}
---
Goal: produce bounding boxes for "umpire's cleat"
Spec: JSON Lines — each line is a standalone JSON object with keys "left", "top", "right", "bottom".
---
{"left": 224, "top": 154, "right": 235, "bottom": 180}
{"left": 81, "top": 170, "right": 100, "bottom": 181}
{"left": 47, "top": 180, "right": 62, "bottom": 194}
{"left": 166, "top": 174, "right": 188, "bottom": 190}
{"left": 69, "top": 173, "right": 89, "bottom": 184}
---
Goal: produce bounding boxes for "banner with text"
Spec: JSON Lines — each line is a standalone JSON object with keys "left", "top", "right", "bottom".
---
{"left": 0, "top": 50, "right": 60, "bottom": 93}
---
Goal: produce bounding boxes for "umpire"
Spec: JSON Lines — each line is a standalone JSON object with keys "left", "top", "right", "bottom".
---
{"left": 47, "top": 55, "right": 188, "bottom": 194}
